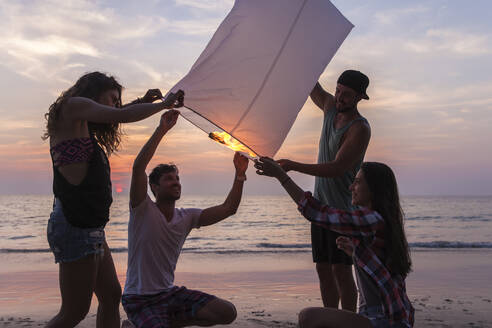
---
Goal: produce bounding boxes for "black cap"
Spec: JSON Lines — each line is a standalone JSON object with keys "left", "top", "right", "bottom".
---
{"left": 337, "top": 70, "right": 370, "bottom": 100}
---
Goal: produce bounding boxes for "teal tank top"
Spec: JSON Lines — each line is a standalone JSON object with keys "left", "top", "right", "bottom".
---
{"left": 313, "top": 108, "right": 369, "bottom": 210}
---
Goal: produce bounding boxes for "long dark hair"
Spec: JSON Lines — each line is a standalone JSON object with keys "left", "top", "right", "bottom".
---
{"left": 361, "top": 162, "right": 412, "bottom": 278}
{"left": 42, "top": 72, "right": 123, "bottom": 155}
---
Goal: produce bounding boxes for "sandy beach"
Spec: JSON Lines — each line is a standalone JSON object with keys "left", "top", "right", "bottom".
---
{"left": 1, "top": 249, "right": 491, "bottom": 327}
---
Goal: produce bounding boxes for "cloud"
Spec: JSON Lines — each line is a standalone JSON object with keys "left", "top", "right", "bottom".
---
{"left": 340, "top": 30, "right": 491, "bottom": 70}
{"left": 0, "top": 0, "right": 491, "bottom": 195}
{"left": 0, "top": 1, "right": 215, "bottom": 82}
{"left": 404, "top": 28, "right": 491, "bottom": 55}
{"left": 174, "top": 0, "right": 233, "bottom": 12}
{"left": 0, "top": 119, "right": 38, "bottom": 131}
{"left": 0, "top": 1, "right": 159, "bottom": 42}
{"left": 123, "top": 124, "right": 152, "bottom": 132}
{"left": 0, "top": 139, "right": 50, "bottom": 171}
{"left": 444, "top": 117, "right": 465, "bottom": 125}
{"left": 130, "top": 62, "right": 164, "bottom": 84}
{"left": 158, "top": 18, "right": 224, "bottom": 36}
{"left": 5, "top": 35, "right": 100, "bottom": 57}
{"left": 373, "top": 5, "right": 430, "bottom": 25}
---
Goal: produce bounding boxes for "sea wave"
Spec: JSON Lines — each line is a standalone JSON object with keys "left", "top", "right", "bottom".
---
{"left": 256, "top": 243, "right": 311, "bottom": 249}
{"left": 407, "top": 216, "right": 442, "bottom": 220}
{"left": 8, "top": 235, "right": 35, "bottom": 240}
{"left": 0, "top": 248, "right": 51, "bottom": 253}
{"left": 185, "top": 249, "right": 311, "bottom": 254}
{"left": 0, "top": 248, "right": 311, "bottom": 254}
{"left": 2, "top": 241, "right": 492, "bottom": 254}
{"left": 409, "top": 241, "right": 492, "bottom": 248}
{"left": 407, "top": 215, "right": 490, "bottom": 221}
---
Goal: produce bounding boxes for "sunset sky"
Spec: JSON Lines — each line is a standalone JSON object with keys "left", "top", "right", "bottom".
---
{"left": 0, "top": 0, "right": 491, "bottom": 196}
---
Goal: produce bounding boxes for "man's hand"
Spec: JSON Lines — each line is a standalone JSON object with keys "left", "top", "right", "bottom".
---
{"left": 162, "top": 90, "right": 185, "bottom": 109}
{"left": 336, "top": 236, "right": 355, "bottom": 256}
{"left": 276, "top": 159, "right": 295, "bottom": 172}
{"left": 255, "top": 157, "right": 286, "bottom": 179}
{"left": 141, "top": 89, "right": 163, "bottom": 103}
{"left": 198, "top": 152, "right": 247, "bottom": 227}
{"left": 234, "top": 152, "right": 249, "bottom": 176}
{"left": 159, "top": 110, "right": 180, "bottom": 132}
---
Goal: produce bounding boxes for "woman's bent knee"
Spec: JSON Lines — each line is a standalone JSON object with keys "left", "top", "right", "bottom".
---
{"left": 299, "top": 308, "right": 309, "bottom": 328}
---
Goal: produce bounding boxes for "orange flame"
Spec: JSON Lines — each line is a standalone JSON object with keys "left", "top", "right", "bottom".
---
{"left": 209, "top": 132, "right": 257, "bottom": 158}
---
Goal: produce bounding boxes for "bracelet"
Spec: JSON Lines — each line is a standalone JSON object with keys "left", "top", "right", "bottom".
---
{"left": 280, "top": 176, "right": 291, "bottom": 185}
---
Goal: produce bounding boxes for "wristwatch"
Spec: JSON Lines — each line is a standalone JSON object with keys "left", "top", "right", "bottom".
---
{"left": 236, "top": 175, "right": 247, "bottom": 182}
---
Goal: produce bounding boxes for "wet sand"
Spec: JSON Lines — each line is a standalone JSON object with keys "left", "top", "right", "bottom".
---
{"left": 0, "top": 250, "right": 491, "bottom": 327}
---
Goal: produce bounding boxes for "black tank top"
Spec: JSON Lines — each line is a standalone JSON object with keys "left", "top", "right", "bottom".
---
{"left": 52, "top": 136, "right": 113, "bottom": 228}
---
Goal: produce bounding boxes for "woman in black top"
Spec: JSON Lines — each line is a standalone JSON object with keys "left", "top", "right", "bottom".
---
{"left": 43, "top": 72, "right": 183, "bottom": 328}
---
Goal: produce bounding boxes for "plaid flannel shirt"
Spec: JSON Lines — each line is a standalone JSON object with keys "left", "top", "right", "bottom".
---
{"left": 298, "top": 192, "right": 414, "bottom": 326}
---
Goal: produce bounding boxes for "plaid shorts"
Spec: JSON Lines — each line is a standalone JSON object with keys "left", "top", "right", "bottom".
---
{"left": 122, "top": 286, "right": 216, "bottom": 328}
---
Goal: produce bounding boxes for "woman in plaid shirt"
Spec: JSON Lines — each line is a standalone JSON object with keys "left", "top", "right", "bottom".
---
{"left": 255, "top": 158, "right": 414, "bottom": 328}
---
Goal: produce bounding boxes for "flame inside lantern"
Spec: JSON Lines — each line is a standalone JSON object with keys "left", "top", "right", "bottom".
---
{"left": 208, "top": 132, "right": 257, "bottom": 158}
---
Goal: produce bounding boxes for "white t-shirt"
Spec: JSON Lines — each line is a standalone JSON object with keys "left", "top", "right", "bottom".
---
{"left": 123, "top": 195, "right": 202, "bottom": 295}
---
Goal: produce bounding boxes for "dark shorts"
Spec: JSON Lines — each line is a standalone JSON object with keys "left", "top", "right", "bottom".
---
{"left": 47, "top": 199, "right": 105, "bottom": 264}
{"left": 311, "top": 223, "right": 353, "bottom": 264}
{"left": 122, "top": 286, "right": 217, "bottom": 328}
{"left": 359, "top": 305, "right": 411, "bottom": 328}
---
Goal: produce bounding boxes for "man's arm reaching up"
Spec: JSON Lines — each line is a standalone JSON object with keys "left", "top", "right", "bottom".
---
{"left": 130, "top": 109, "right": 180, "bottom": 208}
{"left": 198, "top": 152, "right": 249, "bottom": 227}
{"left": 310, "top": 82, "right": 335, "bottom": 113}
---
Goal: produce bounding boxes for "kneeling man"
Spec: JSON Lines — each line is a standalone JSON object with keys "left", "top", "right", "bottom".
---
{"left": 122, "top": 109, "right": 248, "bottom": 327}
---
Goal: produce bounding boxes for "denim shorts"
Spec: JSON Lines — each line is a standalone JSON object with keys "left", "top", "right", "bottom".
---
{"left": 47, "top": 199, "right": 105, "bottom": 263}
{"left": 359, "top": 305, "right": 411, "bottom": 328}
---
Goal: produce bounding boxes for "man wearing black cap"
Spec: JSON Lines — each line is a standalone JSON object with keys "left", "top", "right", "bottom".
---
{"left": 277, "top": 70, "right": 371, "bottom": 311}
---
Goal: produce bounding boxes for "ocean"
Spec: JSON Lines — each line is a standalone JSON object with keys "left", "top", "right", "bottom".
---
{"left": 1, "top": 194, "right": 491, "bottom": 255}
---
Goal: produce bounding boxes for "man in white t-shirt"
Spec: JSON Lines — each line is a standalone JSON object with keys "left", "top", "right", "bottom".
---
{"left": 122, "top": 107, "right": 249, "bottom": 328}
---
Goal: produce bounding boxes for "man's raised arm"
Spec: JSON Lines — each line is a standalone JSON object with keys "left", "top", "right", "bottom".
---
{"left": 198, "top": 152, "right": 249, "bottom": 227}
{"left": 130, "top": 109, "right": 180, "bottom": 208}
{"left": 310, "top": 82, "right": 335, "bottom": 112}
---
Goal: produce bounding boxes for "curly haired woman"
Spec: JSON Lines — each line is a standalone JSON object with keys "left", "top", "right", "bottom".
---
{"left": 43, "top": 71, "right": 183, "bottom": 328}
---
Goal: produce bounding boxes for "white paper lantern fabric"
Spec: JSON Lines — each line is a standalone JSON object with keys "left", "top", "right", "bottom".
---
{"left": 169, "top": 0, "right": 353, "bottom": 157}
